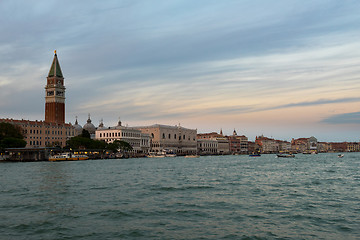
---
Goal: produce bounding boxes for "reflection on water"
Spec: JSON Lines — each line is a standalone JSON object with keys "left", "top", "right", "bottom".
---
{"left": 38, "top": 163, "right": 75, "bottom": 215}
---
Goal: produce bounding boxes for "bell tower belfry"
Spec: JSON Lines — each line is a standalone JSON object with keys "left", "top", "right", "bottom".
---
{"left": 45, "top": 50, "right": 65, "bottom": 124}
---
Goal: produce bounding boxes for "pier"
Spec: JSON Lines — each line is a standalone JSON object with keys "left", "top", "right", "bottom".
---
{"left": 1, "top": 148, "right": 60, "bottom": 162}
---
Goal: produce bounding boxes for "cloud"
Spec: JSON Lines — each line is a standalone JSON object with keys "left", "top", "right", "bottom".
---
{"left": 2, "top": 0, "right": 360, "bottom": 141}
{"left": 271, "top": 98, "right": 360, "bottom": 111}
{"left": 322, "top": 111, "right": 360, "bottom": 124}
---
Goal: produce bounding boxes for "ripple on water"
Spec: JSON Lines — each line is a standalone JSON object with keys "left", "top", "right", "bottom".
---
{"left": 1, "top": 154, "right": 360, "bottom": 239}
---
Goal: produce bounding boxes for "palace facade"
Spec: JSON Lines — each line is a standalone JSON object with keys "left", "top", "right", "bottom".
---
{"left": 135, "top": 124, "right": 197, "bottom": 155}
{"left": 95, "top": 120, "right": 150, "bottom": 154}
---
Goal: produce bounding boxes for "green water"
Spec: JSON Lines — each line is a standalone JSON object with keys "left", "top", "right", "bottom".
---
{"left": 1, "top": 153, "right": 359, "bottom": 239}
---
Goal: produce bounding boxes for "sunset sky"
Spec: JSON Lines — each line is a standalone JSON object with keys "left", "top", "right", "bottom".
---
{"left": 1, "top": 0, "right": 360, "bottom": 141}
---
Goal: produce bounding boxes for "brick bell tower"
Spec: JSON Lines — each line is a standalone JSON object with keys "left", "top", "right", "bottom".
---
{"left": 45, "top": 50, "right": 65, "bottom": 124}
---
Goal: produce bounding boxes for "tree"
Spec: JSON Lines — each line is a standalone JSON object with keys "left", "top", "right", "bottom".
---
{"left": 107, "top": 140, "right": 133, "bottom": 153}
{"left": 107, "top": 142, "right": 120, "bottom": 153}
{"left": 118, "top": 140, "right": 133, "bottom": 152}
{"left": 0, "top": 122, "right": 26, "bottom": 150}
{"left": 66, "top": 136, "right": 92, "bottom": 149}
{"left": 66, "top": 136, "right": 107, "bottom": 150}
{"left": 80, "top": 129, "right": 91, "bottom": 139}
{"left": 0, "top": 122, "right": 24, "bottom": 139}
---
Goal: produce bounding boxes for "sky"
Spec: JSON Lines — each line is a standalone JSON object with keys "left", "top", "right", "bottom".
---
{"left": 1, "top": 0, "right": 360, "bottom": 142}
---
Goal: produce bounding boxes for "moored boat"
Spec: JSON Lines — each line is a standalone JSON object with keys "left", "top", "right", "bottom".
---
{"left": 147, "top": 149, "right": 177, "bottom": 158}
{"left": 163, "top": 149, "right": 177, "bottom": 157}
{"left": 276, "top": 153, "right": 295, "bottom": 158}
{"left": 49, "top": 152, "right": 89, "bottom": 161}
{"left": 249, "top": 153, "right": 261, "bottom": 157}
{"left": 147, "top": 152, "right": 166, "bottom": 158}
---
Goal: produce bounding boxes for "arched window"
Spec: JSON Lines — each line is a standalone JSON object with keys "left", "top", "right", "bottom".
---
{"left": 168, "top": 134, "right": 171, "bottom": 139}
{"left": 174, "top": 134, "right": 177, "bottom": 139}
{"left": 162, "top": 133, "right": 165, "bottom": 139}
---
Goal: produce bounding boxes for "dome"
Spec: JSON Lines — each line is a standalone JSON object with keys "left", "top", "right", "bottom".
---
{"left": 83, "top": 114, "right": 96, "bottom": 134}
{"left": 97, "top": 119, "right": 107, "bottom": 130}
{"left": 73, "top": 118, "right": 83, "bottom": 136}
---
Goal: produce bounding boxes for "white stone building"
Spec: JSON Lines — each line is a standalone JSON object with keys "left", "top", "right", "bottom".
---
{"left": 95, "top": 120, "right": 150, "bottom": 154}
{"left": 197, "top": 139, "right": 218, "bottom": 155}
{"left": 197, "top": 132, "right": 230, "bottom": 154}
{"left": 135, "top": 124, "right": 197, "bottom": 155}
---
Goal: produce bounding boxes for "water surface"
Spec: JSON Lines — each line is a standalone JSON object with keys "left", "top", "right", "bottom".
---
{"left": 1, "top": 153, "right": 359, "bottom": 239}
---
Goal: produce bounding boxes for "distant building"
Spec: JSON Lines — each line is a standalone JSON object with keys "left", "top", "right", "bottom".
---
{"left": 83, "top": 114, "right": 96, "bottom": 138}
{"left": 95, "top": 120, "right": 150, "bottom": 154}
{"left": 135, "top": 124, "right": 197, "bottom": 155}
{"left": 73, "top": 117, "right": 83, "bottom": 136}
{"left": 227, "top": 129, "right": 248, "bottom": 154}
{"left": 309, "top": 136, "right": 318, "bottom": 150}
{"left": 317, "top": 142, "right": 331, "bottom": 153}
{"left": 330, "top": 142, "right": 348, "bottom": 152}
{"left": 291, "top": 137, "right": 318, "bottom": 153}
{"left": 347, "top": 142, "right": 360, "bottom": 152}
{"left": 197, "top": 139, "right": 218, "bottom": 155}
{"left": 197, "top": 130, "right": 230, "bottom": 154}
{"left": 317, "top": 141, "right": 359, "bottom": 153}
{"left": 0, "top": 118, "right": 75, "bottom": 148}
{"left": 197, "top": 132, "right": 223, "bottom": 139}
{"left": 255, "top": 135, "right": 279, "bottom": 153}
{"left": 248, "top": 141, "right": 260, "bottom": 154}
{"left": 277, "top": 140, "right": 291, "bottom": 152}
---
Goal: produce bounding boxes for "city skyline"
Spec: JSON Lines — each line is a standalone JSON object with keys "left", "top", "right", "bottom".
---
{"left": 1, "top": 0, "right": 360, "bottom": 142}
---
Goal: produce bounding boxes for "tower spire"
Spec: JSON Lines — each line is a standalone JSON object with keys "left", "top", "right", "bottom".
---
{"left": 48, "top": 50, "right": 63, "bottom": 78}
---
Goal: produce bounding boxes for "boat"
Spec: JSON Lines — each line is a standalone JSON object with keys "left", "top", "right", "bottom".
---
{"left": 147, "top": 149, "right": 176, "bottom": 158}
{"left": 184, "top": 155, "right": 200, "bottom": 158}
{"left": 249, "top": 153, "right": 261, "bottom": 157}
{"left": 276, "top": 153, "right": 295, "bottom": 158}
{"left": 147, "top": 152, "right": 166, "bottom": 158}
{"left": 165, "top": 153, "right": 177, "bottom": 157}
{"left": 163, "top": 149, "right": 176, "bottom": 157}
{"left": 49, "top": 152, "right": 89, "bottom": 161}
{"left": 338, "top": 154, "right": 344, "bottom": 158}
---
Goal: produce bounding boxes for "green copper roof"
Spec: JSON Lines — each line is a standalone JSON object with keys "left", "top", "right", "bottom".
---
{"left": 48, "top": 53, "right": 63, "bottom": 78}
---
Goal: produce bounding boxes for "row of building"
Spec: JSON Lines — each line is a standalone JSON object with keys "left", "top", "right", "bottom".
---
{"left": 1, "top": 51, "right": 359, "bottom": 155}
{"left": 3, "top": 113, "right": 359, "bottom": 155}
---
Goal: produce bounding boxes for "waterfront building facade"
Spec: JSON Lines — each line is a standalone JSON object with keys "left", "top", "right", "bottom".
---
{"left": 217, "top": 137, "right": 230, "bottom": 154}
{"left": 248, "top": 141, "right": 261, "bottom": 154}
{"left": 255, "top": 135, "right": 279, "bottom": 153}
{"left": 197, "top": 131, "right": 230, "bottom": 154}
{"left": 347, "top": 142, "right": 360, "bottom": 152}
{"left": 95, "top": 120, "right": 150, "bottom": 154}
{"left": 135, "top": 124, "right": 197, "bottom": 155}
{"left": 197, "top": 139, "right": 218, "bottom": 155}
{"left": 0, "top": 118, "right": 75, "bottom": 148}
{"left": 317, "top": 142, "right": 331, "bottom": 153}
{"left": 277, "top": 140, "right": 291, "bottom": 152}
{"left": 330, "top": 142, "right": 348, "bottom": 152}
{"left": 291, "top": 137, "right": 318, "bottom": 153}
{"left": 227, "top": 129, "right": 248, "bottom": 154}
